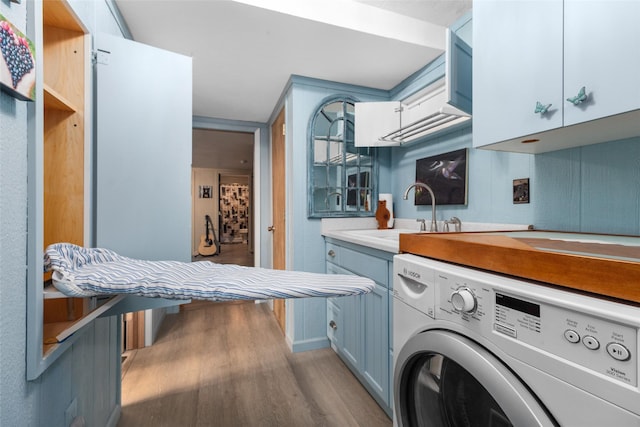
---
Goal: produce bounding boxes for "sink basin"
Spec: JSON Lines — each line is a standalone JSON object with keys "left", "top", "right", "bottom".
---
{"left": 341, "top": 229, "right": 422, "bottom": 241}
{"left": 323, "top": 222, "right": 532, "bottom": 254}
{"left": 324, "top": 228, "right": 424, "bottom": 253}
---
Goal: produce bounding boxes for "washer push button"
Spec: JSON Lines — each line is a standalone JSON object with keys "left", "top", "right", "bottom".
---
{"left": 564, "top": 329, "right": 580, "bottom": 344}
{"left": 606, "top": 342, "right": 631, "bottom": 361}
{"left": 582, "top": 335, "right": 600, "bottom": 350}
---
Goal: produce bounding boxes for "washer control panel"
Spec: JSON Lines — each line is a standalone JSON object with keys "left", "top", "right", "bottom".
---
{"left": 547, "top": 304, "right": 636, "bottom": 386}
{"left": 394, "top": 259, "right": 436, "bottom": 319}
{"left": 434, "top": 267, "right": 638, "bottom": 387}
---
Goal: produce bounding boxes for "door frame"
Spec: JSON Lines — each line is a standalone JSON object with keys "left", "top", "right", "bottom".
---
{"left": 192, "top": 117, "right": 266, "bottom": 269}
{"left": 271, "top": 107, "right": 287, "bottom": 333}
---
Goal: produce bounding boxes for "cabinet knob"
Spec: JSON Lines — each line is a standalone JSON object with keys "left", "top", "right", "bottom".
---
{"left": 329, "top": 320, "right": 337, "bottom": 330}
{"left": 328, "top": 249, "right": 336, "bottom": 257}
{"left": 267, "top": 225, "right": 275, "bottom": 232}
{"left": 567, "top": 86, "right": 587, "bottom": 105}
{"left": 534, "top": 101, "right": 551, "bottom": 115}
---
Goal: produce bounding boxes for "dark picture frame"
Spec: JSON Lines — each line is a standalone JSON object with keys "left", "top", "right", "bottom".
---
{"left": 347, "top": 171, "right": 370, "bottom": 206}
{"left": 199, "top": 185, "right": 213, "bottom": 198}
{"left": 415, "top": 148, "right": 468, "bottom": 205}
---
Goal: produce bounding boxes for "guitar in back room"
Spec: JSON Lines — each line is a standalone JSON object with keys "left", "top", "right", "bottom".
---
{"left": 198, "top": 214, "right": 220, "bottom": 256}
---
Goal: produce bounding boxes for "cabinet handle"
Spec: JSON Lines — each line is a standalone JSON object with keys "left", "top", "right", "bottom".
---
{"left": 566, "top": 86, "right": 587, "bottom": 105}
{"left": 329, "top": 320, "right": 337, "bottom": 330}
{"left": 534, "top": 101, "right": 551, "bottom": 115}
{"left": 328, "top": 249, "right": 336, "bottom": 257}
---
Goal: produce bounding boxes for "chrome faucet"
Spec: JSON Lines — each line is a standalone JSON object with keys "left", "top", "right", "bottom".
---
{"left": 325, "top": 191, "right": 342, "bottom": 208}
{"left": 403, "top": 182, "right": 437, "bottom": 232}
{"left": 444, "top": 216, "right": 462, "bottom": 232}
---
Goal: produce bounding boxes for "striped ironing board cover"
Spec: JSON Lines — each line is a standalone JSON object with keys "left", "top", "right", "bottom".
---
{"left": 44, "top": 243, "right": 374, "bottom": 301}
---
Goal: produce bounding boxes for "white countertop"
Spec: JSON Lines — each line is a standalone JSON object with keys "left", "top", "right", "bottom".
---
{"left": 321, "top": 218, "right": 531, "bottom": 253}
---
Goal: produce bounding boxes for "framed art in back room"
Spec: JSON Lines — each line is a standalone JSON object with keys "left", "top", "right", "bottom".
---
{"left": 415, "top": 148, "right": 468, "bottom": 205}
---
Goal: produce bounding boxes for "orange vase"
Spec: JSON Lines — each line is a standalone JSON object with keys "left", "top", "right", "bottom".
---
{"left": 375, "top": 200, "right": 391, "bottom": 230}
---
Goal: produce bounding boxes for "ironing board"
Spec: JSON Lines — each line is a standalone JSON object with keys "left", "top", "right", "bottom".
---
{"left": 44, "top": 243, "right": 375, "bottom": 301}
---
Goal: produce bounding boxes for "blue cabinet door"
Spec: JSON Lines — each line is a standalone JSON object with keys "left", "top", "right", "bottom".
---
{"left": 447, "top": 29, "right": 473, "bottom": 115}
{"left": 95, "top": 33, "right": 192, "bottom": 263}
{"left": 95, "top": 33, "right": 192, "bottom": 340}
{"left": 340, "top": 294, "right": 362, "bottom": 369}
{"left": 362, "top": 282, "right": 390, "bottom": 406}
{"left": 473, "top": 0, "right": 563, "bottom": 148}
{"left": 327, "top": 262, "right": 361, "bottom": 369}
{"left": 563, "top": 0, "right": 640, "bottom": 126}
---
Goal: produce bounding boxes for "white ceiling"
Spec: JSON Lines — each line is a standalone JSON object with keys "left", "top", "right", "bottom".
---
{"left": 114, "top": 0, "right": 471, "bottom": 170}
{"left": 114, "top": 0, "right": 471, "bottom": 123}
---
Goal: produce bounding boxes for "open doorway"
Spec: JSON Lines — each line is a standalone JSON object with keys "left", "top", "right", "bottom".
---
{"left": 191, "top": 129, "right": 255, "bottom": 266}
{"left": 216, "top": 175, "right": 252, "bottom": 266}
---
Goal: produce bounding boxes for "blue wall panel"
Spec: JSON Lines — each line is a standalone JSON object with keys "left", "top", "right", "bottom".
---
{"left": 534, "top": 137, "right": 640, "bottom": 235}
{"left": 285, "top": 77, "right": 389, "bottom": 351}
{"left": 390, "top": 126, "right": 535, "bottom": 227}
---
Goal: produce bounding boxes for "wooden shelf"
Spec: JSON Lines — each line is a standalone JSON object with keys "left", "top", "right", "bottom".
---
{"left": 43, "top": 295, "right": 124, "bottom": 352}
{"left": 43, "top": 83, "right": 77, "bottom": 112}
{"left": 43, "top": 320, "right": 76, "bottom": 345}
{"left": 43, "top": 0, "right": 85, "bottom": 32}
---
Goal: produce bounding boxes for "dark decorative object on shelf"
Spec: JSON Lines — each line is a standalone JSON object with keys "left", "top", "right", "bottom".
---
{"left": 375, "top": 200, "right": 390, "bottom": 230}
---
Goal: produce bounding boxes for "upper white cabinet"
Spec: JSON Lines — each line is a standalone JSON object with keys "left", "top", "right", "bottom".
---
{"left": 355, "top": 29, "right": 472, "bottom": 147}
{"left": 473, "top": 0, "right": 640, "bottom": 153}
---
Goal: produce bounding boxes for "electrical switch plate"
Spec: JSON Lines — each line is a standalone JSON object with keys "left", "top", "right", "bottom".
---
{"left": 513, "top": 178, "right": 530, "bottom": 204}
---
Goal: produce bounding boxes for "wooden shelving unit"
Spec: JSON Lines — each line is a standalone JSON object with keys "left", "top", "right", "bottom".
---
{"left": 42, "top": 0, "right": 88, "bottom": 353}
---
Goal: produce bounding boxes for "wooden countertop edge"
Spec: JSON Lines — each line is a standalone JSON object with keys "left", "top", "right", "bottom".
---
{"left": 399, "top": 233, "right": 640, "bottom": 304}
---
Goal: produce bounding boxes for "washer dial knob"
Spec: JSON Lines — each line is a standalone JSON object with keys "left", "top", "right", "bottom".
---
{"left": 451, "top": 287, "right": 477, "bottom": 313}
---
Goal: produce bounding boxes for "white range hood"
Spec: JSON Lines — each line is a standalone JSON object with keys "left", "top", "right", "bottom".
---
{"left": 355, "top": 29, "right": 472, "bottom": 147}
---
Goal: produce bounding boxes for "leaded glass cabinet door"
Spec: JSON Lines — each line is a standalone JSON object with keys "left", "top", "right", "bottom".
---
{"left": 309, "top": 97, "right": 377, "bottom": 218}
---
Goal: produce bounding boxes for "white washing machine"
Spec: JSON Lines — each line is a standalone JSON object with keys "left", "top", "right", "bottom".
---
{"left": 393, "top": 253, "right": 640, "bottom": 427}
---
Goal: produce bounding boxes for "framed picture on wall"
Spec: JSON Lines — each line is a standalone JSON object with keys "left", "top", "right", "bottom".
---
{"left": 415, "top": 148, "right": 468, "bottom": 205}
{"left": 199, "top": 185, "right": 212, "bottom": 198}
{"left": 0, "top": 14, "right": 36, "bottom": 101}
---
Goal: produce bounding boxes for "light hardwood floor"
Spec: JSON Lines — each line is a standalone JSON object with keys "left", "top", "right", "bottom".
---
{"left": 192, "top": 242, "right": 254, "bottom": 266}
{"left": 118, "top": 300, "right": 392, "bottom": 427}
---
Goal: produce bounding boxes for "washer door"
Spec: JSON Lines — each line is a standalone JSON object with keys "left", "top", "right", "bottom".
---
{"left": 395, "top": 330, "right": 558, "bottom": 427}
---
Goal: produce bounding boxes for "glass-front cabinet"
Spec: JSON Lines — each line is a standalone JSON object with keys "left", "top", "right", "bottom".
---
{"left": 308, "top": 97, "right": 377, "bottom": 218}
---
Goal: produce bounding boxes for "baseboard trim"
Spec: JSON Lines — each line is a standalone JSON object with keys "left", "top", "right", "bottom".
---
{"left": 105, "top": 404, "right": 121, "bottom": 427}
{"left": 290, "top": 336, "right": 330, "bottom": 353}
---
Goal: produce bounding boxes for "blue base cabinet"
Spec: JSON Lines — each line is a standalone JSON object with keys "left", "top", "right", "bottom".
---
{"left": 325, "top": 239, "right": 393, "bottom": 417}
